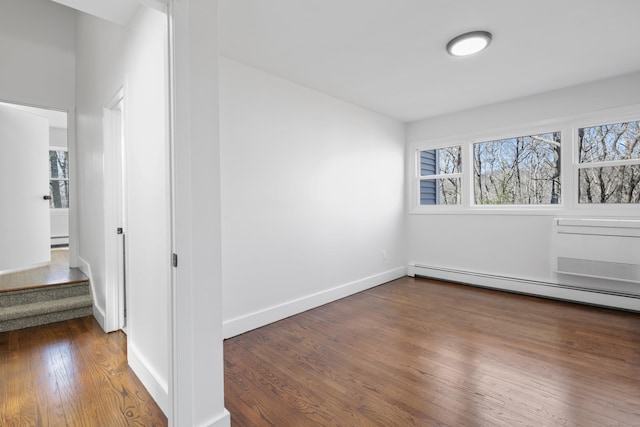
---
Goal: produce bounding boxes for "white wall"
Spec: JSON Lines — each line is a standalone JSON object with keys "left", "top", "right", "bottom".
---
{"left": 0, "top": 0, "right": 75, "bottom": 109}
{"left": 75, "top": 7, "right": 170, "bottom": 413}
{"left": 219, "top": 58, "right": 407, "bottom": 337}
{"left": 406, "top": 72, "right": 640, "bottom": 309}
{"left": 50, "top": 127, "right": 68, "bottom": 148}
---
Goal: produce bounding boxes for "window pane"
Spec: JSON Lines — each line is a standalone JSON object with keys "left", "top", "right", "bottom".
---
{"left": 579, "top": 165, "right": 640, "bottom": 204}
{"left": 420, "top": 178, "right": 461, "bottom": 205}
{"left": 419, "top": 146, "right": 461, "bottom": 176}
{"left": 473, "top": 132, "right": 561, "bottom": 205}
{"left": 49, "top": 180, "right": 69, "bottom": 209}
{"left": 49, "top": 150, "right": 69, "bottom": 179}
{"left": 579, "top": 120, "right": 640, "bottom": 163}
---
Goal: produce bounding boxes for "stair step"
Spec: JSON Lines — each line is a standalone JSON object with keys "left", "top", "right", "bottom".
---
{"left": 0, "top": 281, "right": 94, "bottom": 333}
{"left": 0, "top": 294, "right": 93, "bottom": 333}
{"left": 0, "top": 294, "right": 92, "bottom": 321}
{"left": 0, "top": 281, "right": 90, "bottom": 307}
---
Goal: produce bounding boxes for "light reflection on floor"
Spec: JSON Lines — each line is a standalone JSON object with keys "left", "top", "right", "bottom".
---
{"left": 0, "top": 248, "right": 87, "bottom": 292}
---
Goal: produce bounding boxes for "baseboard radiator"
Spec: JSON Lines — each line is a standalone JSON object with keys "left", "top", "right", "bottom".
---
{"left": 409, "top": 264, "right": 640, "bottom": 312}
{"left": 553, "top": 218, "right": 640, "bottom": 283}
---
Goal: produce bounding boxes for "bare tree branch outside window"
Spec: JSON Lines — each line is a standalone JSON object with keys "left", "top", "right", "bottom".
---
{"left": 473, "top": 132, "right": 561, "bottom": 205}
{"left": 49, "top": 150, "right": 69, "bottom": 209}
{"left": 578, "top": 120, "right": 640, "bottom": 204}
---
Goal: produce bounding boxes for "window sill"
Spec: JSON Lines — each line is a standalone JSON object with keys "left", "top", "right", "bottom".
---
{"left": 409, "top": 205, "right": 640, "bottom": 217}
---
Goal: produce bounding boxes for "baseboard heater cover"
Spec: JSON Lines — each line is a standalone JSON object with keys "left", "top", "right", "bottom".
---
{"left": 553, "top": 218, "right": 640, "bottom": 284}
{"left": 410, "top": 264, "right": 640, "bottom": 312}
{"left": 557, "top": 257, "right": 640, "bottom": 283}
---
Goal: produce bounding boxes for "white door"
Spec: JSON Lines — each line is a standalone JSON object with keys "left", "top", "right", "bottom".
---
{"left": 0, "top": 104, "right": 51, "bottom": 272}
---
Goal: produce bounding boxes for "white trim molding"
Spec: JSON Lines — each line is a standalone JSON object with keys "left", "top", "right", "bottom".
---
{"left": 197, "top": 410, "right": 231, "bottom": 427}
{"left": 223, "top": 266, "right": 408, "bottom": 338}
{"left": 76, "top": 256, "right": 106, "bottom": 330}
{"left": 128, "top": 342, "right": 169, "bottom": 415}
{"left": 103, "top": 87, "right": 126, "bottom": 333}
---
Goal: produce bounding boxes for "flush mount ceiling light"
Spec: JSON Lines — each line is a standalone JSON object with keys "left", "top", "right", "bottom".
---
{"left": 446, "top": 31, "right": 492, "bottom": 57}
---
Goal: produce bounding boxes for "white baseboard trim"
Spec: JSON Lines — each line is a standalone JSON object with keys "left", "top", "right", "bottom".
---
{"left": 223, "top": 266, "right": 407, "bottom": 338}
{"left": 409, "top": 264, "right": 640, "bottom": 312}
{"left": 92, "top": 305, "right": 106, "bottom": 331}
{"left": 199, "top": 409, "right": 231, "bottom": 427}
{"left": 76, "top": 256, "right": 106, "bottom": 331}
{"left": 128, "top": 342, "right": 169, "bottom": 416}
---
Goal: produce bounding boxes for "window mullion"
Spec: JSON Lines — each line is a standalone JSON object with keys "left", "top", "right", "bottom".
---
{"left": 577, "top": 159, "right": 640, "bottom": 169}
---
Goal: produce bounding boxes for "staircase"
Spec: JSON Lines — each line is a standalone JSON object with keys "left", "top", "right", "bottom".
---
{"left": 0, "top": 281, "right": 93, "bottom": 333}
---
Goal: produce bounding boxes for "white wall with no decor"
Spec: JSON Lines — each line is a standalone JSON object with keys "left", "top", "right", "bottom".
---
{"left": 406, "top": 71, "right": 640, "bottom": 308}
{"left": 75, "top": 7, "right": 170, "bottom": 413}
{"left": 50, "top": 128, "right": 68, "bottom": 148}
{"left": 0, "top": 0, "right": 75, "bottom": 109}
{"left": 219, "top": 58, "right": 407, "bottom": 337}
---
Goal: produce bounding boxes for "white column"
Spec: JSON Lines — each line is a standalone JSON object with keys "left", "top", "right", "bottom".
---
{"left": 169, "top": 0, "right": 229, "bottom": 425}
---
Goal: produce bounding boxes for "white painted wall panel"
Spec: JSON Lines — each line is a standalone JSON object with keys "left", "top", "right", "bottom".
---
{"left": 75, "top": 7, "right": 170, "bottom": 413}
{"left": 50, "top": 128, "right": 68, "bottom": 149}
{"left": 0, "top": 0, "right": 75, "bottom": 109}
{"left": 219, "top": 58, "right": 407, "bottom": 336}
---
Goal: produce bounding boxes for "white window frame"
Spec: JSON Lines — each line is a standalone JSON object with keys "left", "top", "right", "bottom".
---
{"left": 571, "top": 110, "right": 640, "bottom": 211}
{"left": 411, "top": 140, "right": 466, "bottom": 211}
{"left": 416, "top": 144, "right": 463, "bottom": 207}
{"left": 470, "top": 128, "right": 564, "bottom": 208}
{"left": 410, "top": 104, "right": 640, "bottom": 216}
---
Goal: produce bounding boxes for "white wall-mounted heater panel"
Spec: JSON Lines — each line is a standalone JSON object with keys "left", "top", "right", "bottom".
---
{"left": 553, "top": 218, "right": 640, "bottom": 283}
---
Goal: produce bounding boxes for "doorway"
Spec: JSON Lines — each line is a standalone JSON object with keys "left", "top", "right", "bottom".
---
{"left": 104, "top": 89, "right": 128, "bottom": 332}
{"left": 0, "top": 101, "right": 81, "bottom": 291}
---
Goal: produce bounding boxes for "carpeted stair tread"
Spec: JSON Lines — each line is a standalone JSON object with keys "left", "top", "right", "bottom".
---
{"left": 0, "top": 294, "right": 93, "bottom": 322}
{"left": 0, "top": 281, "right": 90, "bottom": 308}
{"left": 0, "top": 280, "right": 93, "bottom": 333}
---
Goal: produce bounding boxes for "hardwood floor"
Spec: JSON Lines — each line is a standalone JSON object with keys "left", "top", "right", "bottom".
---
{"left": 0, "top": 248, "right": 88, "bottom": 292}
{"left": 0, "top": 316, "right": 167, "bottom": 426}
{"left": 224, "top": 276, "right": 640, "bottom": 426}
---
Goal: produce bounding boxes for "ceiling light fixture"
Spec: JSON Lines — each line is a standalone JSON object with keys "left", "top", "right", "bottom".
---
{"left": 446, "top": 31, "right": 492, "bottom": 57}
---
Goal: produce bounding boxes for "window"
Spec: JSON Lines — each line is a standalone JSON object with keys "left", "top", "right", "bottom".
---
{"left": 578, "top": 120, "right": 640, "bottom": 204}
{"left": 418, "top": 146, "right": 462, "bottom": 205}
{"left": 49, "top": 149, "right": 69, "bottom": 209}
{"left": 473, "top": 132, "right": 561, "bottom": 205}
{"left": 413, "top": 106, "right": 640, "bottom": 212}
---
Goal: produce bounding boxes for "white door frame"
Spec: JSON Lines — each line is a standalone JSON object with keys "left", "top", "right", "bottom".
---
{"left": 103, "top": 87, "right": 128, "bottom": 333}
{"left": 66, "top": 109, "right": 79, "bottom": 268}
{"left": 167, "top": 1, "right": 229, "bottom": 425}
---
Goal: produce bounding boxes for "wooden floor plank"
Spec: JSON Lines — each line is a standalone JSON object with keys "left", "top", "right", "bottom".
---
{"left": 0, "top": 316, "right": 167, "bottom": 426}
{"left": 2, "top": 277, "right": 639, "bottom": 426}
{"left": 224, "top": 276, "right": 640, "bottom": 426}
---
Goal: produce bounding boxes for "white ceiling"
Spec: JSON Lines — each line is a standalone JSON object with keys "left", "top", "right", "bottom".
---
{"left": 219, "top": 0, "right": 640, "bottom": 122}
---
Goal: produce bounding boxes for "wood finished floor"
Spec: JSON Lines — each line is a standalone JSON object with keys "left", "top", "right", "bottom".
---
{"left": 0, "top": 248, "right": 88, "bottom": 293}
{"left": 224, "top": 276, "right": 640, "bottom": 426}
{"left": 0, "top": 316, "right": 167, "bottom": 426}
